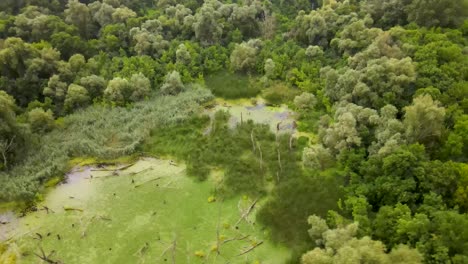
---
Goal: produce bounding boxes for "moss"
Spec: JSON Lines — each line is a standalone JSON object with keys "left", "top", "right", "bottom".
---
{"left": 44, "top": 176, "right": 63, "bottom": 188}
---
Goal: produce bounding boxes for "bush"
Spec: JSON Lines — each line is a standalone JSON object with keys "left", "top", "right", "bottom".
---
{"left": 28, "top": 108, "right": 55, "bottom": 133}
{"left": 262, "top": 82, "right": 298, "bottom": 105}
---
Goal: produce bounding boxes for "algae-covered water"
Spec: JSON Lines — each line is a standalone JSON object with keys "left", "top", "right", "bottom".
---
{"left": 207, "top": 98, "right": 297, "bottom": 134}
{"left": 3, "top": 158, "right": 290, "bottom": 263}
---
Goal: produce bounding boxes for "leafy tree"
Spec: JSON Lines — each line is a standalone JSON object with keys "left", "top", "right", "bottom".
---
{"left": 361, "top": 0, "right": 409, "bottom": 27}
{"left": 294, "top": 92, "right": 317, "bottom": 109}
{"left": 129, "top": 73, "right": 151, "bottom": 101}
{"left": 192, "top": 0, "right": 223, "bottom": 46}
{"left": 302, "top": 144, "right": 334, "bottom": 171}
{"left": 404, "top": 95, "right": 446, "bottom": 148}
{"left": 28, "top": 107, "right": 54, "bottom": 133}
{"left": 301, "top": 219, "right": 422, "bottom": 264}
{"left": 322, "top": 56, "right": 415, "bottom": 109}
{"left": 43, "top": 75, "right": 67, "bottom": 106}
{"left": 104, "top": 77, "right": 130, "bottom": 105}
{"left": 64, "top": 84, "right": 90, "bottom": 112}
{"left": 89, "top": 1, "right": 115, "bottom": 28}
{"left": 369, "top": 104, "right": 405, "bottom": 155}
{"left": 64, "top": 0, "right": 94, "bottom": 39}
{"left": 13, "top": 6, "right": 73, "bottom": 42}
{"left": 405, "top": 0, "right": 468, "bottom": 28}
{"left": 130, "top": 21, "right": 169, "bottom": 57}
{"left": 230, "top": 39, "right": 262, "bottom": 73}
{"left": 305, "top": 45, "right": 324, "bottom": 58}
{"left": 111, "top": 6, "right": 136, "bottom": 23}
{"left": 80, "top": 75, "right": 106, "bottom": 98}
{"left": 441, "top": 115, "right": 468, "bottom": 161}
{"left": 160, "top": 71, "right": 185, "bottom": 95}
{"left": 0, "top": 91, "right": 26, "bottom": 170}
{"left": 291, "top": 2, "right": 358, "bottom": 47}
{"left": 264, "top": 58, "right": 276, "bottom": 79}
{"left": 331, "top": 18, "right": 382, "bottom": 56}
{"left": 176, "top": 43, "right": 191, "bottom": 65}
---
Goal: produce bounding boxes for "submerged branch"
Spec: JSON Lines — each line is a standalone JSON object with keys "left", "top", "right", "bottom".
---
{"left": 236, "top": 241, "right": 263, "bottom": 256}
{"left": 235, "top": 198, "right": 259, "bottom": 227}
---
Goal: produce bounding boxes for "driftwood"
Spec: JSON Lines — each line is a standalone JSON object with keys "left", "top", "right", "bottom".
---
{"left": 41, "top": 206, "right": 54, "bottom": 214}
{"left": 63, "top": 206, "right": 83, "bottom": 212}
{"left": 135, "top": 242, "right": 150, "bottom": 257}
{"left": 221, "top": 235, "right": 250, "bottom": 245}
{"left": 134, "top": 177, "right": 162, "bottom": 188}
{"left": 91, "top": 163, "right": 136, "bottom": 172}
{"left": 277, "top": 147, "right": 282, "bottom": 172}
{"left": 236, "top": 241, "right": 263, "bottom": 256}
{"left": 234, "top": 198, "right": 259, "bottom": 227}
{"left": 289, "top": 134, "right": 293, "bottom": 151}
{"left": 250, "top": 130, "right": 256, "bottom": 153}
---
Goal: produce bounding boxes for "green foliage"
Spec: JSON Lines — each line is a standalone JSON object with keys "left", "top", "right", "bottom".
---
{"left": 205, "top": 71, "right": 260, "bottom": 99}
{"left": 0, "top": 89, "right": 213, "bottom": 202}
{"left": 0, "top": 0, "right": 467, "bottom": 262}
{"left": 262, "top": 82, "right": 298, "bottom": 105}
{"left": 28, "top": 107, "right": 55, "bottom": 133}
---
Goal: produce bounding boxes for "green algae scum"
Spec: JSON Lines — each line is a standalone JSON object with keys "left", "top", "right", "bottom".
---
{"left": 2, "top": 158, "right": 290, "bottom": 263}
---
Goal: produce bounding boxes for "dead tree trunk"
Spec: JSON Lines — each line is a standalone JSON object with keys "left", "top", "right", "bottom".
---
{"left": 289, "top": 134, "right": 293, "bottom": 151}
{"left": 250, "top": 130, "right": 256, "bottom": 153}
{"left": 0, "top": 136, "right": 15, "bottom": 169}
{"left": 257, "top": 142, "right": 263, "bottom": 172}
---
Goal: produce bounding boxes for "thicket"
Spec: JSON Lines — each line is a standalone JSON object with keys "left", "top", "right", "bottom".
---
{"left": 0, "top": 88, "right": 212, "bottom": 202}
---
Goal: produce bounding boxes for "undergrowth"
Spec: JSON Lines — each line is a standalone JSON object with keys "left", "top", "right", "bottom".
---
{"left": 0, "top": 89, "right": 213, "bottom": 202}
{"left": 205, "top": 71, "right": 260, "bottom": 99}
{"left": 143, "top": 109, "right": 344, "bottom": 252}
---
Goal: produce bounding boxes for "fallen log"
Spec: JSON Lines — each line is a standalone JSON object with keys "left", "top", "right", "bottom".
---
{"left": 221, "top": 235, "right": 250, "bottom": 245}
{"left": 236, "top": 241, "right": 263, "bottom": 256}
{"left": 91, "top": 163, "right": 136, "bottom": 172}
{"left": 63, "top": 206, "right": 83, "bottom": 212}
{"left": 134, "top": 177, "right": 162, "bottom": 188}
{"left": 234, "top": 198, "right": 259, "bottom": 227}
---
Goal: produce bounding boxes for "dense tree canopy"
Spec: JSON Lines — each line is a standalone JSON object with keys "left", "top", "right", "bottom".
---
{"left": 0, "top": 0, "right": 466, "bottom": 263}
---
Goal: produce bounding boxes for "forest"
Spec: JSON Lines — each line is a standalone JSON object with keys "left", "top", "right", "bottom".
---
{"left": 0, "top": 0, "right": 467, "bottom": 263}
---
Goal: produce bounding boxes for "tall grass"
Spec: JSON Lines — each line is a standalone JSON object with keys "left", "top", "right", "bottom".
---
{"left": 0, "top": 89, "right": 213, "bottom": 202}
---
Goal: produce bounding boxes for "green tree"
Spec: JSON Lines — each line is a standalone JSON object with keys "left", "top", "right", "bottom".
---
{"left": 302, "top": 144, "right": 334, "bottom": 171}
{"left": 104, "top": 77, "right": 130, "bottom": 105}
{"left": 176, "top": 43, "right": 191, "bottom": 65}
{"left": 230, "top": 39, "right": 262, "bottom": 73}
{"left": 264, "top": 58, "right": 276, "bottom": 79}
{"left": 80, "top": 75, "right": 106, "bottom": 99}
{"left": 65, "top": 0, "right": 94, "bottom": 39}
{"left": 160, "top": 71, "right": 185, "bottom": 95}
{"left": 302, "top": 219, "right": 422, "bottom": 264}
{"left": 28, "top": 107, "right": 54, "bottom": 133}
{"left": 64, "top": 84, "right": 90, "bottom": 112}
{"left": 404, "top": 95, "right": 446, "bottom": 148}
{"left": 405, "top": 0, "right": 468, "bottom": 28}
{"left": 192, "top": 0, "right": 223, "bottom": 46}
{"left": 294, "top": 92, "right": 317, "bottom": 109}
{"left": 129, "top": 73, "right": 151, "bottom": 102}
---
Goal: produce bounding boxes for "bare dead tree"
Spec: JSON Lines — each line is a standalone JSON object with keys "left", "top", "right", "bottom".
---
{"left": 0, "top": 135, "right": 15, "bottom": 169}
{"left": 250, "top": 130, "right": 256, "bottom": 153}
